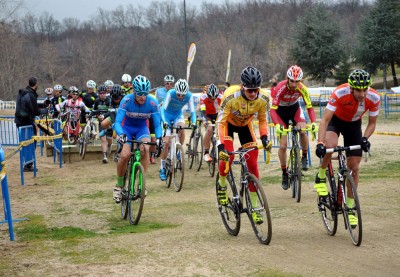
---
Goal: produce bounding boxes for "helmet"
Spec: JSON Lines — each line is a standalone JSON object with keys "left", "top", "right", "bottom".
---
{"left": 104, "top": 80, "right": 114, "bottom": 88}
{"left": 53, "top": 84, "right": 63, "bottom": 91}
{"left": 97, "top": 85, "right": 107, "bottom": 93}
{"left": 121, "top": 74, "right": 132, "bottom": 83}
{"left": 241, "top": 66, "right": 262, "bottom": 88}
{"left": 132, "top": 75, "right": 151, "bottom": 94}
{"left": 287, "top": 65, "right": 303, "bottom": 81}
{"left": 68, "top": 86, "right": 79, "bottom": 93}
{"left": 86, "top": 80, "right": 96, "bottom": 89}
{"left": 175, "top": 79, "right": 189, "bottom": 95}
{"left": 164, "top": 75, "right": 175, "bottom": 83}
{"left": 45, "top": 87, "right": 53, "bottom": 95}
{"left": 111, "top": 85, "right": 123, "bottom": 99}
{"left": 348, "top": 69, "right": 372, "bottom": 89}
{"left": 206, "top": 83, "right": 219, "bottom": 99}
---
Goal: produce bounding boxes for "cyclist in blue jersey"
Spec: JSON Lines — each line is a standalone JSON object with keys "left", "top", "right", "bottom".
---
{"left": 155, "top": 75, "right": 175, "bottom": 106}
{"left": 159, "top": 79, "right": 196, "bottom": 181}
{"left": 113, "top": 75, "right": 163, "bottom": 203}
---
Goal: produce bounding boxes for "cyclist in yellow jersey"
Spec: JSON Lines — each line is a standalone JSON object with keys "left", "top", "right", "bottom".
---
{"left": 217, "top": 66, "right": 272, "bottom": 223}
{"left": 121, "top": 73, "right": 133, "bottom": 95}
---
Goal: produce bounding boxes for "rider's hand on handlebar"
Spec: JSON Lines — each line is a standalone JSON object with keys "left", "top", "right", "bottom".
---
{"left": 275, "top": 124, "right": 283, "bottom": 137}
{"left": 311, "top": 122, "right": 318, "bottom": 132}
{"left": 192, "top": 124, "right": 197, "bottom": 130}
{"left": 117, "top": 134, "right": 127, "bottom": 145}
{"left": 361, "top": 136, "right": 371, "bottom": 152}
{"left": 156, "top": 138, "right": 164, "bottom": 150}
{"left": 261, "top": 135, "right": 272, "bottom": 151}
{"left": 163, "top": 122, "right": 169, "bottom": 130}
{"left": 218, "top": 144, "right": 229, "bottom": 162}
{"left": 315, "top": 143, "right": 326, "bottom": 158}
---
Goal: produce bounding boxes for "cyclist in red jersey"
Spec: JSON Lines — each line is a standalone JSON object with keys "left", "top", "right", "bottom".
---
{"left": 199, "top": 83, "right": 222, "bottom": 162}
{"left": 270, "top": 65, "right": 317, "bottom": 190}
{"left": 315, "top": 69, "right": 380, "bottom": 227}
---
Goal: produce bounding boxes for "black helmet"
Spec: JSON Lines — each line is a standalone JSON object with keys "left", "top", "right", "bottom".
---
{"left": 241, "top": 66, "right": 262, "bottom": 88}
{"left": 97, "top": 85, "right": 107, "bottom": 93}
{"left": 111, "top": 84, "right": 123, "bottom": 99}
{"left": 348, "top": 69, "right": 372, "bottom": 89}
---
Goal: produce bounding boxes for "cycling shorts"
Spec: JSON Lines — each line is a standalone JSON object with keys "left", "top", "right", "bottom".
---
{"left": 163, "top": 112, "right": 185, "bottom": 136}
{"left": 327, "top": 115, "right": 362, "bottom": 157}
{"left": 222, "top": 122, "right": 257, "bottom": 147}
{"left": 276, "top": 102, "right": 306, "bottom": 128}
{"left": 122, "top": 124, "right": 150, "bottom": 142}
{"left": 205, "top": 113, "right": 218, "bottom": 123}
{"left": 149, "top": 116, "right": 155, "bottom": 135}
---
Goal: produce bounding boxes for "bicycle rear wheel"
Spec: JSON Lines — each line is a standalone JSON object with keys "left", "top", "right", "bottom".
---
{"left": 245, "top": 173, "right": 272, "bottom": 245}
{"left": 208, "top": 148, "right": 217, "bottom": 178}
{"left": 79, "top": 125, "right": 90, "bottom": 159}
{"left": 120, "top": 160, "right": 131, "bottom": 220}
{"left": 318, "top": 166, "right": 338, "bottom": 236}
{"left": 195, "top": 133, "right": 203, "bottom": 172}
{"left": 343, "top": 172, "right": 362, "bottom": 246}
{"left": 216, "top": 172, "right": 240, "bottom": 236}
{"left": 173, "top": 144, "right": 184, "bottom": 192}
{"left": 128, "top": 164, "right": 146, "bottom": 225}
{"left": 291, "top": 147, "right": 302, "bottom": 202}
{"left": 67, "top": 123, "right": 78, "bottom": 145}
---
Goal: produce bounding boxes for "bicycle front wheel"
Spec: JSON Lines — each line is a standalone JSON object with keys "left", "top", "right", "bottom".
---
{"left": 318, "top": 166, "right": 338, "bottom": 236}
{"left": 343, "top": 172, "right": 362, "bottom": 246}
{"left": 291, "top": 147, "right": 302, "bottom": 202}
{"left": 128, "top": 164, "right": 146, "bottom": 225}
{"left": 120, "top": 160, "right": 131, "bottom": 220}
{"left": 208, "top": 143, "right": 216, "bottom": 177}
{"left": 79, "top": 125, "right": 90, "bottom": 159}
{"left": 173, "top": 144, "right": 184, "bottom": 192}
{"left": 216, "top": 172, "right": 240, "bottom": 236}
{"left": 195, "top": 133, "right": 203, "bottom": 172}
{"left": 245, "top": 173, "right": 272, "bottom": 245}
{"left": 187, "top": 136, "right": 195, "bottom": 169}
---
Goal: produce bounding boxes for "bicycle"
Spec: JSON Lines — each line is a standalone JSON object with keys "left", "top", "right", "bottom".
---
{"left": 205, "top": 119, "right": 217, "bottom": 177}
{"left": 186, "top": 118, "right": 203, "bottom": 171}
{"left": 120, "top": 137, "right": 158, "bottom": 225}
{"left": 60, "top": 110, "right": 80, "bottom": 145}
{"left": 216, "top": 146, "right": 272, "bottom": 245}
{"left": 164, "top": 121, "right": 191, "bottom": 192}
{"left": 317, "top": 145, "right": 367, "bottom": 246}
{"left": 279, "top": 123, "right": 316, "bottom": 202}
{"left": 79, "top": 114, "right": 96, "bottom": 159}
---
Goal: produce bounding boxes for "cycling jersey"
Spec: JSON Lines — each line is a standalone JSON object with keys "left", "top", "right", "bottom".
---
{"left": 270, "top": 80, "right": 316, "bottom": 124}
{"left": 93, "top": 97, "right": 112, "bottom": 115}
{"left": 199, "top": 92, "right": 222, "bottom": 115}
{"left": 121, "top": 84, "right": 133, "bottom": 95}
{"left": 81, "top": 92, "right": 98, "bottom": 110}
{"left": 115, "top": 94, "right": 162, "bottom": 139}
{"left": 326, "top": 83, "right": 380, "bottom": 121}
{"left": 155, "top": 87, "right": 168, "bottom": 106}
{"left": 162, "top": 89, "right": 196, "bottom": 126}
{"left": 217, "top": 85, "right": 270, "bottom": 144}
{"left": 56, "top": 98, "right": 89, "bottom": 115}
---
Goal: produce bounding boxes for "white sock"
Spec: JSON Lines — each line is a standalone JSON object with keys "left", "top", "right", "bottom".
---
{"left": 160, "top": 159, "right": 165, "bottom": 170}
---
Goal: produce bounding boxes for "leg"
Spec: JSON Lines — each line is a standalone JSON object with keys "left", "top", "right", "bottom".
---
{"left": 140, "top": 138, "right": 151, "bottom": 172}
{"left": 203, "top": 124, "right": 212, "bottom": 162}
{"left": 297, "top": 122, "right": 309, "bottom": 170}
{"left": 278, "top": 135, "right": 289, "bottom": 190}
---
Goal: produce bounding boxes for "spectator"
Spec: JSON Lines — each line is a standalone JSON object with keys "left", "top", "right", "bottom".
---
{"left": 15, "top": 77, "right": 46, "bottom": 172}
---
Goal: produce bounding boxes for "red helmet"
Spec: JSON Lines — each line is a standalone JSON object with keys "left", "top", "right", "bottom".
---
{"left": 287, "top": 65, "right": 303, "bottom": 81}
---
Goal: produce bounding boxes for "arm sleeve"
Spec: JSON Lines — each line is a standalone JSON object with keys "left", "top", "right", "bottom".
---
{"left": 257, "top": 102, "right": 269, "bottom": 137}
{"left": 269, "top": 109, "right": 285, "bottom": 125}
{"left": 114, "top": 107, "right": 127, "bottom": 136}
{"left": 188, "top": 96, "right": 196, "bottom": 124}
{"left": 217, "top": 99, "right": 231, "bottom": 145}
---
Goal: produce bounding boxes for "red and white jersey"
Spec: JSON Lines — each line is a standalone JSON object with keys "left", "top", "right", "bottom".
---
{"left": 56, "top": 98, "right": 88, "bottom": 115}
{"left": 326, "top": 83, "right": 380, "bottom": 122}
{"left": 199, "top": 92, "right": 222, "bottom": 114}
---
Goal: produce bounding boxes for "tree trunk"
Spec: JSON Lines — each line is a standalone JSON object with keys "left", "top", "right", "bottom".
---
{"left": 391, "top": 61, "right": 398, "bottom": 87}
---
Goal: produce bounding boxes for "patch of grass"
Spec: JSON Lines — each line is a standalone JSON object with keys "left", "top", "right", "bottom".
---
{"left": 15, "top": 214, "right": 97, "bottom": 241}
{"left": 78, "top": 191, "right": 106, "bottom": 199}
{"left": 80, "top": 208, "right": 104, "bottom": 215}
{"left": 254, "top": 269, "right": 301, "bottom": 277}
{"left": 108, "top": 216, "right": 180, "bottom": 235}
{"left": 362, "top": 160, "right": 400, "bottom": 180}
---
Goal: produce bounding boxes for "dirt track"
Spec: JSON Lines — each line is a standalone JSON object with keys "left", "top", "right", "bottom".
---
{"left": 1, "top": 122, "right": 400, "bottom": 276}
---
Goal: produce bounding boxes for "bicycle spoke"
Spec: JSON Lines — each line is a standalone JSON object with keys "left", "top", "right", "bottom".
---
{"left": 120, "top": 160, "right": 131, "bottom": 220}
{"left": 343, "top": 172, "right": 362, "bottom": 246}
{"left": 318, "top": 166, "right": 338, "bottom": 236}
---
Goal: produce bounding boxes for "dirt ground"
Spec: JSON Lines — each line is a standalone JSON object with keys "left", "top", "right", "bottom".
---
{"left": 1, "top": 119, "right": 400, "bottom": 276}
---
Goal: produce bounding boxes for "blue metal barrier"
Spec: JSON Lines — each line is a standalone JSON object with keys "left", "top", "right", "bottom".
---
{"left": 53, "top": 120, "right": 63, "bottom": 168}
{"left": 384, "top": 93, "right": 400, "bottom": 118}
{"left": 18, "top": 126, "right": 37, "bottom": 185}
{"left": 0, "top": 144, "right": 15, "bottom": 241}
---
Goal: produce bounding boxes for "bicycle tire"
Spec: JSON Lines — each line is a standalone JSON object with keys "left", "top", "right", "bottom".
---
{"left": 343, "top": 172, "right": 362, "bottom": 246}
{"left": 208, "top": 141, "right": 216, "bottom": 177}
{"left": 195, "top": 132, "right": 204, "bottom": 172}
{"left": 80, "top": 125, "right": 90, "bottom": 159}
{"left": 67, "top": 123, "right": 77, "bottom": 145}
{"left": 318, "top": 165, "right": 338, "bottom": 236}
{"left": 187, "top": 136, "right": 195, "bottom": 169}
{"left": 173, "top": 144, "right": 184, "bottom": 192}
{"left": 216, "top": 172, "right": 240, "bottom": 236}
{"left": 120, "top": 160, "right": 131, "bottom": 220}
{"left": 166, "top": 155, "right": 173, "bottom": 188}
{"left": 293, "top": 146, "right": 302, "bottom": 202}
{"left": 245, "top": 173, "right": 272, "bottom": 245}
{"left": 128, "top": 164, "right": 146, "bottom": 225}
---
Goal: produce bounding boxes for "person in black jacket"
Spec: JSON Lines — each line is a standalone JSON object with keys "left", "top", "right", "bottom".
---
{"left": 15, "top": 77, "right": 46, "bottom": 171}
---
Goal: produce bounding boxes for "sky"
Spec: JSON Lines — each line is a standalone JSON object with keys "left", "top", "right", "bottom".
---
{"left": 23, "top": 0, "right": 235, "bottom": 21}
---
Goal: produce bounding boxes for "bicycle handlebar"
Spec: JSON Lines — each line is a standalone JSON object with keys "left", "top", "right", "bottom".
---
{"left": 279, "top": 124, "right": 317, "bottom": 141}
{"left": 223, "top": 145, "right": 270, "bottom": 174}
{"left": 325, "top": 145, "right": 369, "bottom": 162}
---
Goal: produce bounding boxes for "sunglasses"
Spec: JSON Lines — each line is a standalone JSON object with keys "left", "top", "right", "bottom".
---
{"left": 136, "top": 91, "right": 149, "bottom": 97}
{"left": 72, "top": 93, "right": 79, "bottom": 96}
{"left": 166, "top": 82, "right": 173, "bottom": 85}
{"left": 176, "top": 93, "right": 185, "bottom": 98}
{"left": 289, "top": 79, "right": 300, "bottom": 83}
{"left": 98, "top": 92, "right": 106, "bottom": 94}
{"left": 244, "top": 87, "right": 260, "bottom": 94}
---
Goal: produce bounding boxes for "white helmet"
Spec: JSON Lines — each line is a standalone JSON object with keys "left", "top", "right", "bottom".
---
{"left": 206, "top": 84, "right": 219, "bottom": 99}
{"left": 164, "top": 75, "right": 175, "bottom": 83}
{"left": 121, "top": 74, "right": 132, "bottom": 83}
{"left": 104, "top": 80, "right": 114, "bottom": 88}
{"left": 174, "top": 79, "right": 189, "bottom": 95}
{"left": 45, "top": 87, "right": 53, "bottom": 95}
{"left": 86, "top": 80, "right": 96, "bottom": 89}
{"left": 53, "top": 84, "right": 63, "bottom": 91}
